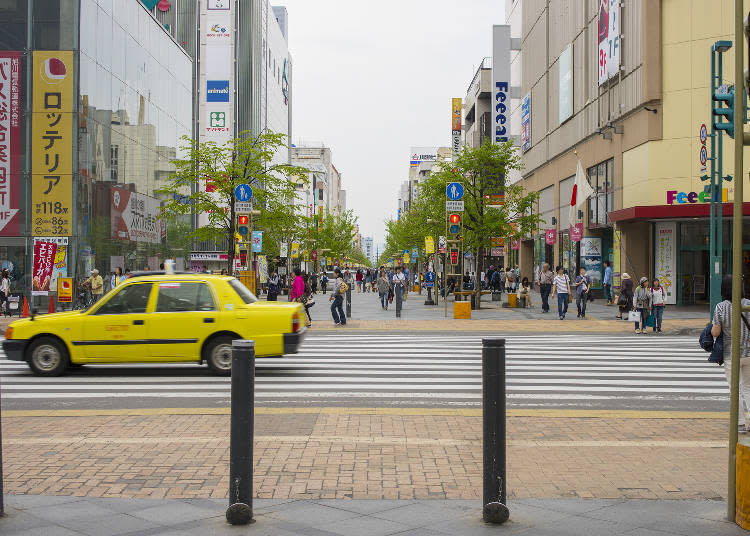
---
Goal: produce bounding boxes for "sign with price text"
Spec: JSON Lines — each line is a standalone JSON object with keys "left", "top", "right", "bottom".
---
{"left": 32, "top": 51, "right": 74, "bottom": 236}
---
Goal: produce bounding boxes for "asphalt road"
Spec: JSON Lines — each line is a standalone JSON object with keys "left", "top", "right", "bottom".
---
{"left": 0, "top": 332, "right": 727, "bottom": 412}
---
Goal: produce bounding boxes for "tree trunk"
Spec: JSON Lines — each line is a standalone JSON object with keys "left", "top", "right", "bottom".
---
{"left": 475, "top": 246, "right": 484, "bottom": 310}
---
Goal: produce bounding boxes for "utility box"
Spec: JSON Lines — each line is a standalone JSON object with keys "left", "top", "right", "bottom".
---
{"left": 507, "top": 293, "right": 517, "bottom": 308}
{"left": 736, "top": 437, "right": 750, "bottom": 529}
{"left": 454, "top": 301, "right": 471, "bottom": 319}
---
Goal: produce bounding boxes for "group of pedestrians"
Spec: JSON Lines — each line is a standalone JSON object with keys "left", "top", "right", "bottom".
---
{"left": 616, "top": 272, "right": 667, "bottom": 334}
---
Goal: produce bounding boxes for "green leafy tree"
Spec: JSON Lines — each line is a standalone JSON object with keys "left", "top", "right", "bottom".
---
{"left": 156, "top": 131, "right": 308, "bottom": 270}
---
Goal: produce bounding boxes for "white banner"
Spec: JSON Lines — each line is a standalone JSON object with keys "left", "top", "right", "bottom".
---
{"left": 654, "top": 222, "right": 677, "bottom": 305}
{"left": 492, "top": 25, "right": 511, "bottom": 143}
{"left": 598, "top": 0, "right": 621, "bottom": 85}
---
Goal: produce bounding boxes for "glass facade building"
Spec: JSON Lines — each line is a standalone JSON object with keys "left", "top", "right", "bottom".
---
{"left": 0, "top": 0, "right": 193, "bottom": 301}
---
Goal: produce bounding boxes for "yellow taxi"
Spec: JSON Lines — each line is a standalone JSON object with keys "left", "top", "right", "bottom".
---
{"left": 2, "top": 273, "right": 307, "bottom": 376}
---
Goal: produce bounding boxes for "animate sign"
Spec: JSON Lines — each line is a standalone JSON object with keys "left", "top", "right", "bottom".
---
{"left": 666, "top": 188, "right": 728, "bottom": 205}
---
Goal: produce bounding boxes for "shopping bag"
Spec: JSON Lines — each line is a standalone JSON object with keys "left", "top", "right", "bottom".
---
{"left": 627, "top": 310, "right": 641, "bottom": 322}
{"left": 645, "top": 312, "right": 655, "bottom": 327}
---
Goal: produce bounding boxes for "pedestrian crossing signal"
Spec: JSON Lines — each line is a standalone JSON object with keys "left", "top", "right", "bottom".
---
{"left": 449, "top": 214, "right": 460, "bottom": 224}
{"left": 237, "top": 215, "right": 249, "bottom": 225}
{"left": 450, "top": 248, "right": 459, "bottom": 265}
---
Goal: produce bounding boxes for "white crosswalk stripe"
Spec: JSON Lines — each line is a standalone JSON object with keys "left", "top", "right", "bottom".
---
{"left": 0, "top": 335, "right": 728, "bottom": 410}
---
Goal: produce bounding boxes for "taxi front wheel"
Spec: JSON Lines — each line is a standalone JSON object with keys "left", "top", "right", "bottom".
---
{"left": 205, "top": 335, "right": 234, "bottom": 376}
{"left": 28, "top": 336, "right": 69, "bottom": 376}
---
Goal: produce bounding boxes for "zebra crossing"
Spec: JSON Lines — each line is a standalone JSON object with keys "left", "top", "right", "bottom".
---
{"left": 0, "top": 334, "right": 728, "bottom": 411}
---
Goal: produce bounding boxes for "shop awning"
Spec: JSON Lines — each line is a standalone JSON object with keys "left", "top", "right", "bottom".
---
{"left": 608, "top": 202, "right": 750, "bottom": 223}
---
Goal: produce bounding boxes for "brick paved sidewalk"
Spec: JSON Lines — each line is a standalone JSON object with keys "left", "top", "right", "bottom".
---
{"left": 2, "top": 408, "right": 728, "bottom": 502}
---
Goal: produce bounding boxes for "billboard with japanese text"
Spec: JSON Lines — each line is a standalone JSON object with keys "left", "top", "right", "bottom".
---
{"left": 111, "top": 187, "right": 163, "bottom": 244}
{"left": 0, "top": 52, "right": 21, "bottom": 235}
{"left": 32, "top": 51, "right": 74, "bottom": 236}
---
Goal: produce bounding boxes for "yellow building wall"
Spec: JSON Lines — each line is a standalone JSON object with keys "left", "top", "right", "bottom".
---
{"left": 623, "top": 0, "right": 750, "bottom": 208}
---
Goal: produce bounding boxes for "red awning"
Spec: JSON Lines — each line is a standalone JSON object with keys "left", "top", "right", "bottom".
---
{"left": 608, "top": 202, "right": 750, "bottom": 223}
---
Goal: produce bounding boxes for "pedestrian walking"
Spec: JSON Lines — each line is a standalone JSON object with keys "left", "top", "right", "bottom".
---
{"left": 110, "top": 267, "right": 124, "bottom": 289}
{"left": 311, "top": 270, "right": 318, "bottom": 294}
{"left": 302, "top": 273, "right": 314, "bottom": 327}
{"left": 393, "top": 265, "right": 407, "bottom": 318}
{"left": 712, "top": 275, "right": 750, "bottom": 431}
{"left": 618, "top": 273, "right": 634, "bottom": 319}
{"left": 551, "top": 265, "right": 571, "bottom": 320}
{"left": 538, "top": 262, "right": 554, "bottom": 313}
{"left": 574, "top": 267, "right": 591, "bottom": 319}
{"left": 267, "top": 270, "right": 280, "bottom": 301}
{"left": 603, "top": 260, "right": 613, "bottom": 305}
{"left": 365, "top": 270, "right": 373, "bottom": 293}
{"left": 83, "top": 269, "right": 104, "bottom": 302}
{"left": 377, "top": 269, "right": 391, "bottom": 310}
{"left": 633, "top": 277, "right": 652, "bottom": 334}
{"left": 329, "top": 268, "right": 347, "bottom": 326}
{"left": 289, "top": 268, "right": 304, "bottom": 302}
{"left": 321, "top": 272, "right": 328, "bottom": 294}
{"left": 0, "top": 269, "right": 10, "bottom": 312}
{"left": 651, "top": 278, "right": 666, "bottom": 333}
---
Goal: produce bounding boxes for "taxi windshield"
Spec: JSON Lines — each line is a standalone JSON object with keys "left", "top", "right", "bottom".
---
{"left": 228, "top": 278, "right": 258, "bottom": 304}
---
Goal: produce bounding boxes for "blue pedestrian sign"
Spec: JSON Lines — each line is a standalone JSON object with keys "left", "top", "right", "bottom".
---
{"left": 424, "top": 271, "right": 435, "bottom": 288}
{"left": 446, "top": 182, "right": 464, "bottom": 201}
{"left": 234, "top": 184, "right": 253, "bottom": 202}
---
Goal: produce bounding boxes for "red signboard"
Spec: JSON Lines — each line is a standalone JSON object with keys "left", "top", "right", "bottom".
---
{"left": 570, "top": 223, "right": 583, "bottom": 242}
{"left": 0, "top": 52, "right": 21, "bottom": 235}
{"left": 33, "top": 240, "right": 57, "bottom": 294}
{"left": 545, "top": 228, "right": 557, "bottom": 245}
{"left": 510, "top": 238, "right": 520, "bottom": 250}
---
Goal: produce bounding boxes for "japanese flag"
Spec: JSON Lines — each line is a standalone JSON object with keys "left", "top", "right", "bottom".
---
{"left": 569, "top": 160, "right": 594, "bottom": 224}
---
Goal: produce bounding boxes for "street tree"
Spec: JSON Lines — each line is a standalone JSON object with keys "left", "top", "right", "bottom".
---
{"left": 157, "top": 131, "right": 308, "bottom": 271}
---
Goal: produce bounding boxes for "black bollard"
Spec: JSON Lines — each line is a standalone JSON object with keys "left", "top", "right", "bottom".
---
{"left": 346, "top": 287, "right": 352, "bottom": 318}
{"left": 424, "top": 286, "right": 434, "bottom": 305}
{"left": 226, "top": 340, "right": 255, "bottom": 526}
{"left": 482, "top": 338, "right": 509, "bottom": 524}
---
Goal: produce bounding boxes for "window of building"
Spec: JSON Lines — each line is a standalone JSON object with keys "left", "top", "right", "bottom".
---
{"left": 587, "top": 158, "right": 614, "bottom": 227}
{"left": 110, "top": 145, "right": 119, "bottom": 182}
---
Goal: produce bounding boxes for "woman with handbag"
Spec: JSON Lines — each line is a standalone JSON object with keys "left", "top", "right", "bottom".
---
{"left": 711, "top": 275, "right": 750, "bottom": 431}
{"left": 650, "top": 279, "right": 667, "bottom": 333}
{"left": 618, "top": 273, "right": 634, "bottom": 320}
{"left": 633, "top": 277, "right": 652, "bottom": 334}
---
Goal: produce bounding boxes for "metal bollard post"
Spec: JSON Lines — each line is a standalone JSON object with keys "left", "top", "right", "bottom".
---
{"left": 482, "top": 338, "right": 509, "bottom": 524}
{"left": 226, "top": 340, "right": 255, "bottom": 526}
{"left": 346, "top": 287, "right": 352, "bottom": 318}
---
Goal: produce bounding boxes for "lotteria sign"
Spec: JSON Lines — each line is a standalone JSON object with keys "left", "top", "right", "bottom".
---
{"left": 666, "top": 188, "right": 728, "bottom": 205}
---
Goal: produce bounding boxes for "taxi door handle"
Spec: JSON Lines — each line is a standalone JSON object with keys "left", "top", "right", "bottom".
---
{"left": 133, "top": 319, "right": 144, "bottom": 325}
{"left": 203, "top": 318, "right": 215, "bottom": 323}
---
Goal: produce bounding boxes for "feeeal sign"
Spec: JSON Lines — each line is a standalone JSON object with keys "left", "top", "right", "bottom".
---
{"left": 492, "top": 25, "right": 511, "bottom": 143}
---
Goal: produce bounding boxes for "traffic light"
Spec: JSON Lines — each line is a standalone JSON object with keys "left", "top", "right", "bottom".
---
{"left": 237, "top": 214, "right": 249, "bottom": 238}
{"left": 449, "top": 248, "right": 459, "bottom": 266}
{"left": 713, "top": 85, "right": 735, "bottom": 138}
{"left": 449, "top": 213, "right": 461, "bottom": 235}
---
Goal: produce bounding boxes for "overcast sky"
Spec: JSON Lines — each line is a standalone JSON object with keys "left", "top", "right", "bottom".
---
{"left": 276, "top": 0, "right": 506, "bottom": 247}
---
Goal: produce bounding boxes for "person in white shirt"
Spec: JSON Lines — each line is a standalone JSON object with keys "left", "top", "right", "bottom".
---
{"left": 392, "top": 266, "right": 407, "bottom": 318}
{"left": 650, "top": 278, "right": 667, "bottom": 333}
{"left": 550, "top": 265, "right": 571, "bottom": 320}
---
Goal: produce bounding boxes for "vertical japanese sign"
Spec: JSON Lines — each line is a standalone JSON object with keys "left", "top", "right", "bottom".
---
{"left": 251, "top": 231, "right": 262, "bottom": 252}
{"left": 654, "top": 222, "right": 677, "bottom": 304}
{"left": 0, "top": 52, "right": 21, "bottom": 235}
{"left": 612, "top": 226, "right": 622, "bottom": 289}
{"left": 32, "top": 51, "right": 73, "bottom": 236}
{"left": 451, "top": 98, "right": 461, "bottom": 157}
{"left": 492, "top": 25, "right": 511, "bottom": 143}
{"left": 581, "top": 237, "right": 603, "bottom": 289}
{"left": 32, "top": 239, "right": 57, "bottom": 295}
{"left": 520, "top": 93, "right": 531, "bottom": 152}
{"left": 598, "top": 0, "right": 620, "bottom": 85}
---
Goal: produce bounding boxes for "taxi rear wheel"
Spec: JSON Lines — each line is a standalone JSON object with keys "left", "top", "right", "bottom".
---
{"left": 205, "top": 335, "right": 234, "bottom": 376}
{"left": 27, "top": 336, "right": 69, "bottom": 376}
